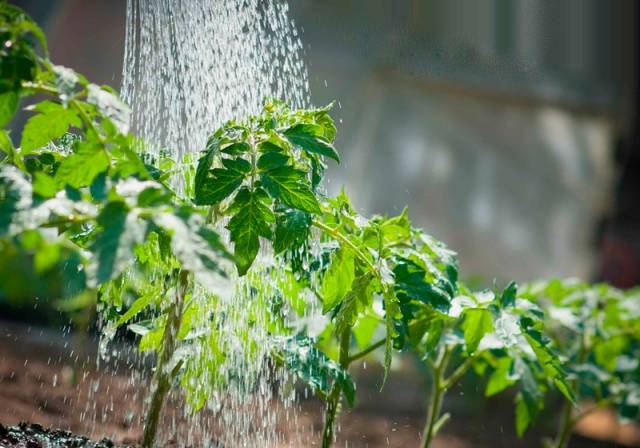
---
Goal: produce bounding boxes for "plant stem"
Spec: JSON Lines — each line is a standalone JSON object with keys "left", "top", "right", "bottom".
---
{"left": 421, "top": 348, "right": 451, "bottom": 448}
{"left": 443, "top": 355, "right": 475, "bottom": 389}
{"left": 70, "top": 99, "right": 107, "bottom": 146}
{"left": 21, "top": 81, "right": 58, "bottom": 95}
{"left": 552, "top": 398, "right": 574, "bottom": 448}
{"left": 347, "top": 337, "right": 386, "bottom": 363}
{"left": 551, "top": 328, "right": 587, "bottom": 448}
{"left": 312, "top": 219, "right": 376, "bottom": 271}
{"left": 321, "top": 327, "right": 351, "bottom": 448}
{"left": 141, "top": 270, "right": 189, "bottom": 448}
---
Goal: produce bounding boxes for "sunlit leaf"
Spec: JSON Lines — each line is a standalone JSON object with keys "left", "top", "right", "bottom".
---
{"left": 283, "top": 123, "right": 340, "bottom": 162}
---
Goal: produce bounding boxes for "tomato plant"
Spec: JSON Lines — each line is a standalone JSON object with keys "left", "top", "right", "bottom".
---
{"left": 520, "top": 280, "right": 640, "bottom": 447}
{"left": 1, "top": 5, "right": 639, "bottom": 448}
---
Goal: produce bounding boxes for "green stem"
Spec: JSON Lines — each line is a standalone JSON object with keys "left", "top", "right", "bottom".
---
{"left": 21, "top": 81, "right": 58, "bottom": 95}
{"left": 312, "top": 219, "right": 376, "bottom": 271}
{"left": 421, "top": 348, "right": 451, "bottom": 448}
{"left": 552, "top": 399, "right": 574, "bottom": 448}
{"left": 443, "top": 355, "right": 475, "bottom": 389}
{"left": 551, "top": 329, "right": 588, "bottom": 448}
{"left": 21, "top": 80, "right": 106, "bottom": 147}
{"left": 70, "top": 99, "right": 106, "bottom": 145}
{"left": 41, "top": 215, "right": 92, "bottom": 228}
{"left": 347, "top": 337, "right": 386, "bottom": 363}
{"left": 141, "top": 270, "right": 189, "bottom": 448}
{"left": 321, "top": 327, "right": 351, "bottom": 448}
{"left": 346, "top": 316, "right": 438, "bottom": 365}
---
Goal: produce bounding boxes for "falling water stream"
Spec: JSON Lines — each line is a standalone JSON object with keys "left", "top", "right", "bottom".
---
{"left": 107, "top": 0, "right": 313, "bottom": 445}
{"left": 121, "top": 0, "right": 309, "bottom": 158}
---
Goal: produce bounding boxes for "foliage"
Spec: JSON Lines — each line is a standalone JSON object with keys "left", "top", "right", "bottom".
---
{"left": 1, "top": 5, "right": 639, "bottom": 448}
{"left": 0, "top": 6, "right": 233, "bottom": 447}
{"left": 520, "top": 280, "right": 640, "bottom": 447}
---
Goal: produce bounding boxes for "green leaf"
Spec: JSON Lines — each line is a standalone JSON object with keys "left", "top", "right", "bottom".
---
{"left": 279, "top": 336, "right": 355, "bottom": 406}
{"left": 419, "top": 318, "right": 443, "bottom": 355}
{"left": 0, "top": 165, "right": 32, "bottom": 236}
{"left": 0, "top": 4, "right": 48, "bottom": 54}
{"left": 20, "top": 101, "right": 81, "bottom": 154}
{"left": 55, "top": 142, "right": 109, "bottom": 188}
{"left": 393, "top": 259, "right": 451, "bottom": 314}
{"left": 283, "top": 124, "right": 340, "bottom": 162}
{"left": 86, "top": 84, "right": 130, "bottom": 134}
{"left": 194, "top": 138, "right": 218, "bottom": 200}
{"left": 485, "top": 357, "right": 515, "bottom": 397}
{"left": 353, "top": 313, "right": 379, "bottom": 350}
{"left": 382, "top": 288, "right": 400, "bottom": 385}
{"left": 194, "top": 167, "right": 244, "bottom": 205}
{"left": 33, "top": 241, "right": 61, "bottom": 273}
{"left": 0, "top": 130, "right": 14, "bottom": 160}
{"left": 515, "top": 392, "right": 534, "bottom": 437}
{"left": 512, "top": 357, "right": 544, "bottom": 437}
{"left": 320, "top": 247, "right": 355, "bottom": 312}
{"left": 594, "top": 335, "right": 628, "bottom": 372}
{"left": 227, "top": 187, "right": 274, "bottom": 274}
{"left": 52, "top": 65, "right": 79, "bottom": 102}
{"left": 138, "top": 321, "right": 165, "bottom": 352}
{"left": 313, "top": 106, "right": 337, "bottom": 141}
{"left": 500, "top": 281, "right": 518, "bottom": 308}
{"left": 258, "top": 140, "right": 286, "bottom": 153}
{"left": 335, "top": 273, "right": 374, "bottom": 337}
{"left": 91, "top": 201, "right": 146, "bottom": 285}
{"left": 32, "top": 172, "right": 57, "bottom": 198}
{"left": 273, "top": 209, "right": 311, "bottom": 253}
{"left": 276, "top": 270, "right": 306, "bottom": 316}
{"left": 461, "top": 308, "right": 493, "bottom": 354}
{"left": 261, "top": 165, "right": 321, "bottom": 214}
{"left": 221, "top": 141, "right": 251, "bottom": 155}
{"left": 379, "top": 208, "right": 411, "bottom": 247}
{"left": 0, "top": 91, "right": 18, "bottom": 127}
{"left": 221, "top": 157, "right": 251, "bottom": 173}
{"left": 153, "top": 212, "right": 231, "bottom": 286}
{"left": 522, "top": 325, "right": 575, "bottom": 403}
{"left": 257, "top": 151, "right": 289, "bottom": 170}
{"left": 117, "top": 290, "right": 158, "bottom": 327}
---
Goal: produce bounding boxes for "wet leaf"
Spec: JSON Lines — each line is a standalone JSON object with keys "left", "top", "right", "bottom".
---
{"left": 283, "top": 123, "right": 340, "bottom": 162}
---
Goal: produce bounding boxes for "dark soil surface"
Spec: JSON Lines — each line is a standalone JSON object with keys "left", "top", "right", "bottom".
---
{"left": 0, "top": 319, "right": 637, "bottom": 447}
{"left": 0, "top": 422, "right": 124, "bottom": 447}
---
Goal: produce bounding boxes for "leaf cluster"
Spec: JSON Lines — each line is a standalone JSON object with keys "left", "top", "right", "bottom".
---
{"left": 0, "top": 5, "right": 232, "bottom": 351}
{"left": 2, "top": 8, "right": 639, "bottom": 448}
{"left": 520, "top": 280, "right": 640, "bottom": 426}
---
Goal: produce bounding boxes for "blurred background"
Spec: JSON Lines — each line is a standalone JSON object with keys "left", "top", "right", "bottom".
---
{"left": 10, "top": 0, "right": 640, "bottom": 289}
{"left": 2, "top": 1, "right": 639, "bottom": 447}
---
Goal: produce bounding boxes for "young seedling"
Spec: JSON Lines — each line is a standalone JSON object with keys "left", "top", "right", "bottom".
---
{"left": 520, "top": 279, "right": 640, "bottom": 448}
{"left": 194, "top": 104, "right": 460, "bottom": 446}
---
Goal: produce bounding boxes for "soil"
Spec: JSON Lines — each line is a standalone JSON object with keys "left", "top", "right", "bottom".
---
{"left": 0, "top": 318, "right": 637, "bottom": 447}
{"left": 0, "top": 422, "right": 123, "bottom": 447}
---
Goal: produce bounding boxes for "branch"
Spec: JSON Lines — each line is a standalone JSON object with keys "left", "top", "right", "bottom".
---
{"left": 347, "top": 337, "right": 386, "bottom": 363}
{"left": 443, "top": 355, "right": 476, "bottom": 389}
{"left": 312, "top": 219, "right": 375, "bottom": 271}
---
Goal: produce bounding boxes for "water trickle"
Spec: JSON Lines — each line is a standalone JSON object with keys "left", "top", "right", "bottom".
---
{"left": 117, "top": 0, "right": 312, "bottom": 445}
{"left": 122, "top": 0, "right": 309, "bottom": 159}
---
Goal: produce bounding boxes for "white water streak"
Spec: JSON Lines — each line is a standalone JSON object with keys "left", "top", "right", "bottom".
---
{"left": 120, "top": 0, "right": 310, "bottom": 446}
{"left": 122, "top": 0, "right": 309, "bottom": 159}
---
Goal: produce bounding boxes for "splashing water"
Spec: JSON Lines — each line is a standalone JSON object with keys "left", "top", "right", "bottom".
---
{"left": 116, "top": 0, "right": 312, "bottom": 446}
{"left": 122, "top": 0, "right": 309, "bottom": 158}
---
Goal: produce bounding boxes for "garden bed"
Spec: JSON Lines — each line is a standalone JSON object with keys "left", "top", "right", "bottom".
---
{"left": 0, "top": 319, "right": 637, "bottom": 448}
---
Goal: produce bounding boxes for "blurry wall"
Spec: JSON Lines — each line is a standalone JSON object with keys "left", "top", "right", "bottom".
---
{"left": 13, "top": 0, "right": 638, "bottom": 285}
{"left": 14, "top": 0, "right": 126, "bottom": 85}
{"left": 288, "top": 0, "right": 635, "bottom": 284}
